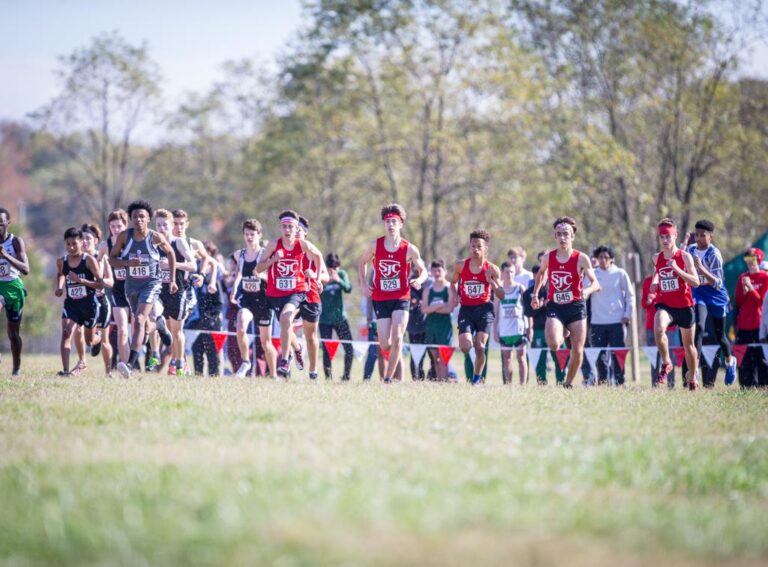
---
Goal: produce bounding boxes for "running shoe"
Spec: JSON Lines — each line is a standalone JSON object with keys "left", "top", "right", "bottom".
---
{"left": 71, "top": 360, "right": 87, "bottom": 375}
{"left": 146, "top": 356, "right": 161, "bottom": 373}
{"left": 117, "top": 361, "right": 132, "bottom": 379}
{"left": 724, "top": 357, "right": 737, "bottom": 386}
{"left": 656, "top": 361, "right": 672, "bottom": 386}
{"left": 236, "top": 361, "right": 252, "bottom": 378}
{"left": 294, "top": 348, "right": 305, "bottom": 371}
{"left": 276, "top": 358, "right": 291, "bottom": 378}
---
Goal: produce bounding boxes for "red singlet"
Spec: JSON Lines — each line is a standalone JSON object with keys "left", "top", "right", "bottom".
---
{"left": 654, "top": 249, "right": 694, "bottom": 308}
{"left": 547, "top": 249, "right": 583, "bottom": 304}
{"left": 458, "top": 258, "right": 491, "bottom": 306}
{"left": 302, "top": 255, "right": 321, "bottom": 304}
{"left": 372, "top": 236, "right": 410, "bottom": 301}
{"left": 266, "top": 238, "right": 307, "bottom": 297}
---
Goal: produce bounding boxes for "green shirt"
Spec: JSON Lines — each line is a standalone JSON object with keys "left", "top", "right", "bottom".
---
{"left": 319, "top": 269, "right": 352, "bottom": 325}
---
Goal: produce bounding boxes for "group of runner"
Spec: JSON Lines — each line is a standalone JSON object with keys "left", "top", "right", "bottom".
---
{"left": 0, "top": 200, "right": 761, "bottom": 389}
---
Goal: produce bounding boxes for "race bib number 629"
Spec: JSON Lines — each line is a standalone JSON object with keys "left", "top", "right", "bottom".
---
{"left": 380, "top": 278, "right": 400, "bottom": 291}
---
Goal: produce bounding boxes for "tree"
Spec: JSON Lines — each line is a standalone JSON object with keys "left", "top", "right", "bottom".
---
{"left": 29, "top": 31, "right": 164, "bottom": 226}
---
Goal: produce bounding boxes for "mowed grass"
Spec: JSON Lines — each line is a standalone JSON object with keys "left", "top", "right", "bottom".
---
{"left": 1, "top": 355, "right": 767, "bottom": 566}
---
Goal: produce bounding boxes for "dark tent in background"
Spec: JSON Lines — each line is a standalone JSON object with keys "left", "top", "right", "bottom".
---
{"left": 724, "top": 230, "right": 768, "bottom": 332}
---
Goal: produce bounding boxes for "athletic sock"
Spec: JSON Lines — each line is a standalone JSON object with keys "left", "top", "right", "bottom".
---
{"left": 128, "top": 350, "right": 139, "bottom": 366}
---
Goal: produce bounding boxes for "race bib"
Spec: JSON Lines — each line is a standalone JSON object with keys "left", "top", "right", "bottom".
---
{"left": 0, "top": 263, "right": 9, "bottom": 277}
{"left": 502, "top": 304, "right": 517, "bottom": 319}
{"left": 463, "top": 282, "right": 485, "bottom": 298}
{"left": 554, "top": 290, "right": 573, "bottom": 304}
{"left": 276, "top": 277, "right": 296, "bottom": 291}
{"left": 160, "top": 269, "right": 171, "bottom": 284}
{"left": 660, "top": 278, "right": 679, "bottom": 292}
{"left": 380, "top": 278, "right": 401, "bottom": 292}
{"left": 129, "top": 265, "right": 150, "bottom": 278}
{"left": 114, "top": 268, "right": 127, "bottom": 280}
{"left": 430, "top": 298, "right": 445, "bottom": 306}
{"left": 242, "top": 278, "right": 260, "bottom": 293}
{"left": 67, "top": 285, "right": 87, "bottom": 299}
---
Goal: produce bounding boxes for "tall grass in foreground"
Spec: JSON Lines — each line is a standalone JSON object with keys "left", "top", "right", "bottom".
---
{"left": 0, "top": 355, "right": 766, "bottom": 566}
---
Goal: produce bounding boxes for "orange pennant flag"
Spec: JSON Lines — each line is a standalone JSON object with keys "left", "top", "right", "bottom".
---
{"left": 438, "top": 346, "right": 454, "bottom": 366}
{"left": 555, "top": 349, "right": 570, "bottom": 372}
{"left": 732, "top": 344, "right": 748, "bottom": 367}
{"left": 325, "top": 340, "right": 340, "bottom": 360}
{"left": 613, "top": 349, "right": 630, "bottom": 372}
{"left": 211, "top": 332, "right": 227, "bottom": 353}
{"left": 672, "top": 347, "right": 686, "bottom": 367}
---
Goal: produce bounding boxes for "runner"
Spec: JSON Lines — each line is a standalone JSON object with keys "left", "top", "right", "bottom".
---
{"left": 319, "top": 252, "right": 354, "bottom": 381}
{"left": 650, "top": 218, "right": 700, "bottom": 389}
{"left": 154, "top": 209, "right": 197, "bottom": 376}
{"left": 684, "top": 220, "right": 736, "bottom": 386}
{"left": 451, "top": 229, "right": 504, "bottom": 385}
{"left": 255, "top": 210, "right": 324, "bottom": 379}
{"left": 229, "top": 219, "right": 277, "bottom": 379}
{"left": 494, "top": 261, "right": 528, "bottom": 385}
{"left": 296, "top": 215, "right": 327, "bottom": 380}
{"left": 81, "top": 224, "right": 114, "bottom": 375}
{"left": 421, "top": 259, "right": 455, "bottom": 381}
{"left": 0, "top": 208, "right": 29, "bottom": 375}
{"left": 98, "top": 209, "right": 130, "bottom": 369}
{"left": 531, "top": 217, "right": 601, "bottom": 388}
{"left": 358, "top": 204, "right": 428, "bottom": 383}
{"left": 55, "top": 227, "right": 104, "bottom": 376}
{"left": 109, "top": 200, "right": 177, "bottom": 379}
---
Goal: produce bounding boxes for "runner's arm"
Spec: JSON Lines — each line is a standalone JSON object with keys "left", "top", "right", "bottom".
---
{"left": 580, "top": 254, "right": 601, "bottom": 298}
{"left": 100, "top": 256, "right": 114, "bottom": 289}
{"left": 531, "top": 254, "right": 548, "bottom": 308}
{"left": 488, "top": 263, "right": 505, "bottom": 300}
{"left": 407, "top": 244, "right": 428, "bottom": 290}
{"left": 7, "top": 236, "right": 30, "bottom": 275}
{"left": 675, "top": 252, "right": 700, "bottom": 287}
{"left": 173, "top": 237, "right": 198, "bottom": 273}
{"left": 108, "top": 232, "right": 136, "bottom": 268}
{"left": 155, "top": 233, "right": 177, "bottom": 288}
{"left": 449, "top": 261, "right": 462, "bottom": 307}
{"left": 255, "top": 240, "right": 279, "bottom": 274}
{"left": 357, "top": 241, "right": 375, "bottom": 298}
{"left": 54, "top": 258, "right": 65, "bottom": 296}
{"left": 84, "top": 254, "right": 105, "bottom": 290}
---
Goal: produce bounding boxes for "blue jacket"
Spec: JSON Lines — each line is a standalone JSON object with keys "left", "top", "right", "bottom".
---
{"left": 687, "top": 244, "right": 729, "bottom": 307}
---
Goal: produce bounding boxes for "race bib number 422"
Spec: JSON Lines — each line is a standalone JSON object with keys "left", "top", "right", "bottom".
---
{"left": 114, "top": 268, "right": 126, "bottom": 280}
{"left": 68, "top": 285, "right": 87, "bottom": 299}
{"left": 276, "top": 277, "right": 296, "bottom": 291}
{"left": 554, "top": 291, "right": 573, "bottom": 304}
{"left": 380, "top": 278, "right": 400, "bottom": 291}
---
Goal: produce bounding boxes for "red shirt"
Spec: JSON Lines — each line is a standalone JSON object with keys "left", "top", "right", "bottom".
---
{"left": 302, "top": 255, "right": 321, "bottom": 304}
{"left": 458, "top": 258, "right": 491, "bottom": 306}
{"left": 266, "top": 238, "right": 307, "bottom": 297}
{"left": 735, "top": 271, "right": 768, "bottom": 331}
{"left": 372, "top": 236, "right": 410, "bottom": 301}
{"left": 547, "top": 249, "right": 582, "bottom": 304}
{"left": 654, "top": 249, "right": 694, "bottom": 309}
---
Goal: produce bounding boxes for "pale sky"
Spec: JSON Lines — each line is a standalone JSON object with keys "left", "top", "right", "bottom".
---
{"left": 1, "top": 0, "right": 766, "bottom": 124}
{"left": 0, "top": 0, "right": 304, "bottom": 122}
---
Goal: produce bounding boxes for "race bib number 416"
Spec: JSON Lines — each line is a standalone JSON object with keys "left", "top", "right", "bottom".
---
{"left": 129, "top": 265, "right": 150, "bottom": 278}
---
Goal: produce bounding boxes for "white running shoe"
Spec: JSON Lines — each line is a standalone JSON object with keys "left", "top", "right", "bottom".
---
{"left": 235, "top": 361, "right": 252, "bottom": 378}
{"left": 117, "top": 361, "right": 132, "bottom": 379}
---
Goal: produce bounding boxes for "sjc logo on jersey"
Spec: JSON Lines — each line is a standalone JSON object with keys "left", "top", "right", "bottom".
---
{"left": 379, "top": 260, "right": 400, "bottom": 279}
{"left": 277, "top": 259, "right": 299, "bottom": 277}
{"left": 551, "top": 271, "right": 572, "bottom": 291}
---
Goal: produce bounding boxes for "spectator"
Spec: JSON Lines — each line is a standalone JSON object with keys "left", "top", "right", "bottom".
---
{"left": 190, "top": 240, "right": 223, "bottom": 376}
{"left": 422, "top": 259, "right": 455, "bottom": 381}
{"left": 407, "top": 281, "right": 428, "bottom": 380}
{"left": 507, "top": 246, "right": 534, "bottom": 289}
{"left": 734, "top": 248, "right": 768, "bottom": 387}
{"left": 319, "top": 253, "right": 354, "bottom": 381}
{"left": 589, "top": 245, "right": 635, "bottom": 385}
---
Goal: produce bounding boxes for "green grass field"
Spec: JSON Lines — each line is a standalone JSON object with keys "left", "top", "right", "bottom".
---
{"left": 1, "top": 354, "right": 767, "bottom": 566}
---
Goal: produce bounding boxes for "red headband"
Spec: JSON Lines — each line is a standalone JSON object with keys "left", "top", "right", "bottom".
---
{"left": 383, "top": 212, "right": 403, "bottom": 222}
{"left": 658, "top": 225, "right": 676, "bottom": 236}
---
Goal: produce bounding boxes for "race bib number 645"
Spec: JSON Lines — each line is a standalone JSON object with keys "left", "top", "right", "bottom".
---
{"left": 554, "top": 291, "right": 573, "bottom": 304}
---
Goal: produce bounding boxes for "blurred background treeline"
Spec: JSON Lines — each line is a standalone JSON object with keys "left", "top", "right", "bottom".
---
{"left": 1, "top": 0, "right": 767, "bottom": 337}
